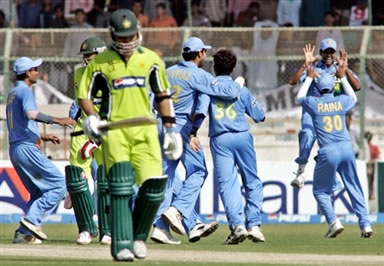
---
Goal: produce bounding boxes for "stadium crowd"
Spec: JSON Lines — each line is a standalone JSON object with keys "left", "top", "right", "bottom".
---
{"left": 1, "top": 0, "right": 384, "bottom": 29}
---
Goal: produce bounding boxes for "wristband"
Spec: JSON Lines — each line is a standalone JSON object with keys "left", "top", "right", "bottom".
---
{"left": 161, "top": 116, "right": 176, "bottom": 124}
{"left": 189, "top": 126, "right": 198, "bottom": 137}
{"left": 36, "top": 112, "right": 54, "bottom": 124}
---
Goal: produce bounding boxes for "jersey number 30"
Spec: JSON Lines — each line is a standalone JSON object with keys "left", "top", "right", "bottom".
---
{"left": 323, "top": 115, "right": 343, "bottom": 132}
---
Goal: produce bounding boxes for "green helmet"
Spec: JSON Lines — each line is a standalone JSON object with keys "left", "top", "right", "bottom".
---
{"left": 109, "top": 9, "right": 139, "bottom": 37}
{"left": 78, "top": 37, "right": 107, "bottom": 55}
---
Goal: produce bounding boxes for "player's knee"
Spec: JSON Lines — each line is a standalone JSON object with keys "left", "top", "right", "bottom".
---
{"left": 108, "top": 162, "right": 134, "bottom": 196}
{"left": 137, "top": 176, "right": 168, "bottom": 204}
{"left": 65, "top": 165, "right": 89, "bottom": 193}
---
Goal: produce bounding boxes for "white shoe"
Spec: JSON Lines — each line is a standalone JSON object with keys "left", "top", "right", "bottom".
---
{"left": 162, "top": 206, "right": 186, "bottom": 235}
{"left": 150, "top": 227, "right": 181, "bottom": 245}
{"left": 247, "top": 226, "right": 265, "bottom": 242}
{"left": 361, "top": 226, "right": 373, "bottom": 238}
{"left": 20, "top": 218, "right": 47, "bottom": 240}
{"left": 133, "top": 240, "right": 147, "bottom": 259}
{"left": 189, "top": 222, "right": 219, "bottom": 243}
{"left": 325, "top": 219, "right": 344, "bottom": 238}
{"left": 100, "top": 235, "right": 111, "bottom": 245}
{"left": 223, "top": 225, "right": 248, "bottom": 245}
{"left": 76, "top": 231, "right": 92, "bottom": 245}
{"left": 114, "top": 248, "right": 134, "bottom": 261}
{"left": 12, "top": 231, "right": 42, "bottom": 244}
{"left": 64, "top": 192, "right": 72, "bottom": 209}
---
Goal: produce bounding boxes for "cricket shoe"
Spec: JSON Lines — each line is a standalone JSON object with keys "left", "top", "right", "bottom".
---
{"left": 189, "top": 222, "right": 219, "bottom": 243}
{"left": 247, "top": 226, "right": 265, "bottom": 242}
{"left": 100, "top": 235, "right": 111, "bottom": 245}
{"left": 133, "top": 240, "right": 147, "bottom": 259}
{"left": 12, "top": 231, "right": 42, "bottom": 245}
{"left": 162, "top": 206, "right": 186, "bottom": 235}
{"left": 325, "top": 219, "right": 344, "bottom": 238}
{"left": 77, "top": 231, "right": 92, "bottom": 245}
{"left": 223, "top": 225, "right": 248, "bottom": 245}
{"left": 20, "top": 218, "right": 47, "bottom": 240}
{"left": 150, "top": 227, "right": 181, "bottom": 245}
{"left": 114, "top": 248, "right": 134, "bottom": 262}
{"left": 361, "top": 226, "right": 373, "bottom": 238}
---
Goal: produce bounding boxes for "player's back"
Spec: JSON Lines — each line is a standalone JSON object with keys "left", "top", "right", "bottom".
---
{"left": 300, "top": 94, "right": 355, "bottom": 147}
{"left": 207, "top": 76, "right": 265, "bottom": 138}
{"left": 166, "top": 60, "right": 211, "bottom": 115}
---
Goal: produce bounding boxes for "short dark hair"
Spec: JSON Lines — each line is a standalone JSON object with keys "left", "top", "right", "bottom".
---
{"left": 182, "top": 49, "right": 199, "bottom": 61}
{"left": 74, "top": 8, "right": 85, "bottom": 15}
{"left": 213, "top": 49, "right": 237, "bottom": 76}
{"left": 155, "top": 3, "right": 166, "bottom": 9}
{"left": 16, "top": 73, "right": 27, "bottom": 81}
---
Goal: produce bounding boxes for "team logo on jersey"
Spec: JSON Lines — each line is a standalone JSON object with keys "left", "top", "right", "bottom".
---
{"left": 113, "top": 76, "right": 145, "bottom": 90}
{"left": 211, "top": 79, "right": 219, "bottom": 86}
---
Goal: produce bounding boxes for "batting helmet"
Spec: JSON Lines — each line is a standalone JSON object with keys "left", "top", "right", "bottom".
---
{"left": 109, "top": 9, "right": 139, "bottom": 37}
{"left": 78, "top": 37, "right": 107, "bottom": 55}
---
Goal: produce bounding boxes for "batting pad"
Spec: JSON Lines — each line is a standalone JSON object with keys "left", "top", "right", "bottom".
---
{"left": 97, "top": 165, "right": 111, "bottom": 241}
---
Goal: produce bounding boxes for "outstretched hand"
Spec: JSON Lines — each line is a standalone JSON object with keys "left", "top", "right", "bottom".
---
{"left": 41, "top": 134, "right": 60, "bottom": 145}
{"left": 303, "top": 44, "right": 319, "bottom": 66}
{"left": 337, "top": 49, "right": 348, "bottom": 70}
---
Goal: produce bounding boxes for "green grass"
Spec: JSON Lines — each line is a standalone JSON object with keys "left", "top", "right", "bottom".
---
{"left": 1, "top": 223, "right": 383, "bottom": 265}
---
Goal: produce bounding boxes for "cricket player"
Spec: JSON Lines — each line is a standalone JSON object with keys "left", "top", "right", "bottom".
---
{"left": 288, "top": 38, "right": 360, "bottom": 188}
{"left": 152, "top": 37, "right": 243, "bottom": 244}
{"left": 193, "top": 49, "right": 266, "bottom": 244}
{"left": 65, "top": 37, "right": 111, "bottom": 245}
{"left": 77, "top": 9, "right": 182, "bottom": 261}
{"left": 297, "top": 67, "right": 372, "bottom": 238}
{"left": 7, "top": 57, "right": 75, "bottom": 244}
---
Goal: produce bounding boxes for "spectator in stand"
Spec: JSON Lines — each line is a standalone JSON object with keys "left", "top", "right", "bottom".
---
{"left": 49, "top": 4, "right": 69, "bottom": 28}
{"left": 64, "top": 0, "right": 94, "bottom": 24}
{"left": 0, "top": 0, "right": 18, "bottom": 27}
{"left": 277, "top": 0, "right": 302, "bottom": 27}
{"left": 199, "top": 0, "right": 226, "bottom": 27}
{"left": 170, "top": 0, "right": 187, "bottom": 26}
{"left": 0, "top": 10, "right": 9, "bottom": 28}
{"left": 40, "top": 0, "right": 54, "bottom": 28}
{"left": 257, "top": 0, "right": 278, "bottom": 22}
{"left": 226, "top": 0, "right": 253, "bottom": 26}
{"left": 300, "top": 0, "right": 331, "bottom": 26}
{"left": 372, "top": 0, "right": 384, "bottom": 25}
{"left": 332, "top": 0, "right": 356, "bottom": 26}
{"left": 183, "top": 0, "right": 211, "bottom": 27}
{"left": 92, "top": 0, "right": 119, "bottom": 28}
{"left": 365, "top": 131, "right": 381, "bottom": 200}
{"left": 367, "top": 31, "right": 384, "bottom": 89}
{"left": 19, "top": 0, "right": 42, "bottom": 28}
{"left": 149, "top": 2, "right": 177, "bottom": 27}
{"left": 315, "top": 11, "right": 344, "bottom": 52}
{"left": 144, "top": 0, "right": 173, "bottom": 23}
{"left": 349, "top": 0, "right": 368, "bottom": 26}
{"left": 236, "top": 1, "right": 259, "bottom": 27}
{"left": 132, "top": 0, "right": 149, "bottom": 27}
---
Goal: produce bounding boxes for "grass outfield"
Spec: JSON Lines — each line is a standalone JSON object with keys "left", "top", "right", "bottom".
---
{"left": 1, "top": 224, "right": 383, "bottom": 265}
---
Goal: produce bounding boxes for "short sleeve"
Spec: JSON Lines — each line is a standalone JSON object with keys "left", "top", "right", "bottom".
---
{"left": 21, "top": 88, "right": 37, "bottom": 114}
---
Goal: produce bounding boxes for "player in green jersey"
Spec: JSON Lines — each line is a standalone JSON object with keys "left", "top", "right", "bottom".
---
{"left": 65, "top": 37, "right": 112, "bottom": 246}
{"left": 78, "top": 9, "right": 181, "bottom": 262}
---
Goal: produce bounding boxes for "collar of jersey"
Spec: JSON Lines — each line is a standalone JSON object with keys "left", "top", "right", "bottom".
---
{"left": 15, "top": 80, "right": 30, "bottom": 88}
{"left": 215, "top": 75, "right": 232, "bottom": 81}
{"left": 180, "top": 60, "right": 198, "bottom": 68}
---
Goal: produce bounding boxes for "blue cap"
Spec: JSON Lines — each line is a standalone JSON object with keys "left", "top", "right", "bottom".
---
{"left": 182, "top": 37, "right": 212, "bottom": 53}
{"left": 13, "top": 57, "right": 43, "bottom": 75}
{"left": 320, "top": 38, "right": 337, "bottom": 51}
{"left": 318, "top": 73, "right": 335, "bottom": 92}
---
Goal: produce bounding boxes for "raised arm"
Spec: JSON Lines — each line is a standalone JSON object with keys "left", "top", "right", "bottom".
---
{"left": 296, "top": 66, "right": 318, "bottom": 101}
{"left": 337, "top": 49, "right": 360, "bottom": 91}
{"left": 289, "top": 44, "right": 318, "bottom": 85}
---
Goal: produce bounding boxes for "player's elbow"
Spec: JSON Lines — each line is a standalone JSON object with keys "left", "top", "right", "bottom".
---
{"left": 26, "top": 110, "right": 38, "bottom": 120}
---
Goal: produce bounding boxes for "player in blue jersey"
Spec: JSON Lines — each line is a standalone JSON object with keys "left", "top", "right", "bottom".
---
{"left": 193, "top": 49, "right": 266, "bottom": 244}
{"left": 288, "top": 38, "right": 361, "bottom": 188}
{"left": 7, "top": 57, "right": 75, "bottom": 244}
{"left": 151, "top": 37, "right": 243, "bottom": 244}
{"left": 297, "top": 66, "right": 372, "bottom": 238}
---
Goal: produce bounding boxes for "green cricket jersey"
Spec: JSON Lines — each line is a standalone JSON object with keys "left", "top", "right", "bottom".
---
{"left": 78, "top": 46, "right": 170, "bottom": 121}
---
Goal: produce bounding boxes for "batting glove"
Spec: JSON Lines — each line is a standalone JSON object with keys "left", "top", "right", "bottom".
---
{"left": 82, "top": 114, "right": 106, "bottom": 141}
{"left": 80, "top": 139, "right": 99, "bottom": 159}
{"left": 163, "top": 127, "right": 183, "bottom": 160}
{"left": 234, "top": 76, "right": 245, "bottom": 87}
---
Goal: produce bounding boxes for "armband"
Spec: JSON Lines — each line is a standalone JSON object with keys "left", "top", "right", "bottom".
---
{"left": 36, "top": 112, "right": 54, "bottom": 124}
{"left": 155, "top": 94, "right": 172, "bottom": 103}
{"left": 161, "top": 116, "right": 176, "bottom": 124}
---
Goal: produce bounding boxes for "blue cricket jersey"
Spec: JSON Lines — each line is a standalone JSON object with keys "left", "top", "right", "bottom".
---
{"left": 196, "top": 76, "right": 265, "bottom": 138}
{"left": 166, "top": 61, "right": 241, "bottom": 116}
{"left": 299, "top": 61, "right": 360, "bottom": 97}
{"left": 299, "top": 94, "right": 355, "bottom": 147}
{"left": 6, "top": 81, "right": 40, "bottom": 145}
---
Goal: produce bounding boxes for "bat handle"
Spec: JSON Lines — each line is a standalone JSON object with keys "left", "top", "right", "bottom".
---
{"left": 70, "top": 130, "right": 84, "bottom": 137}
